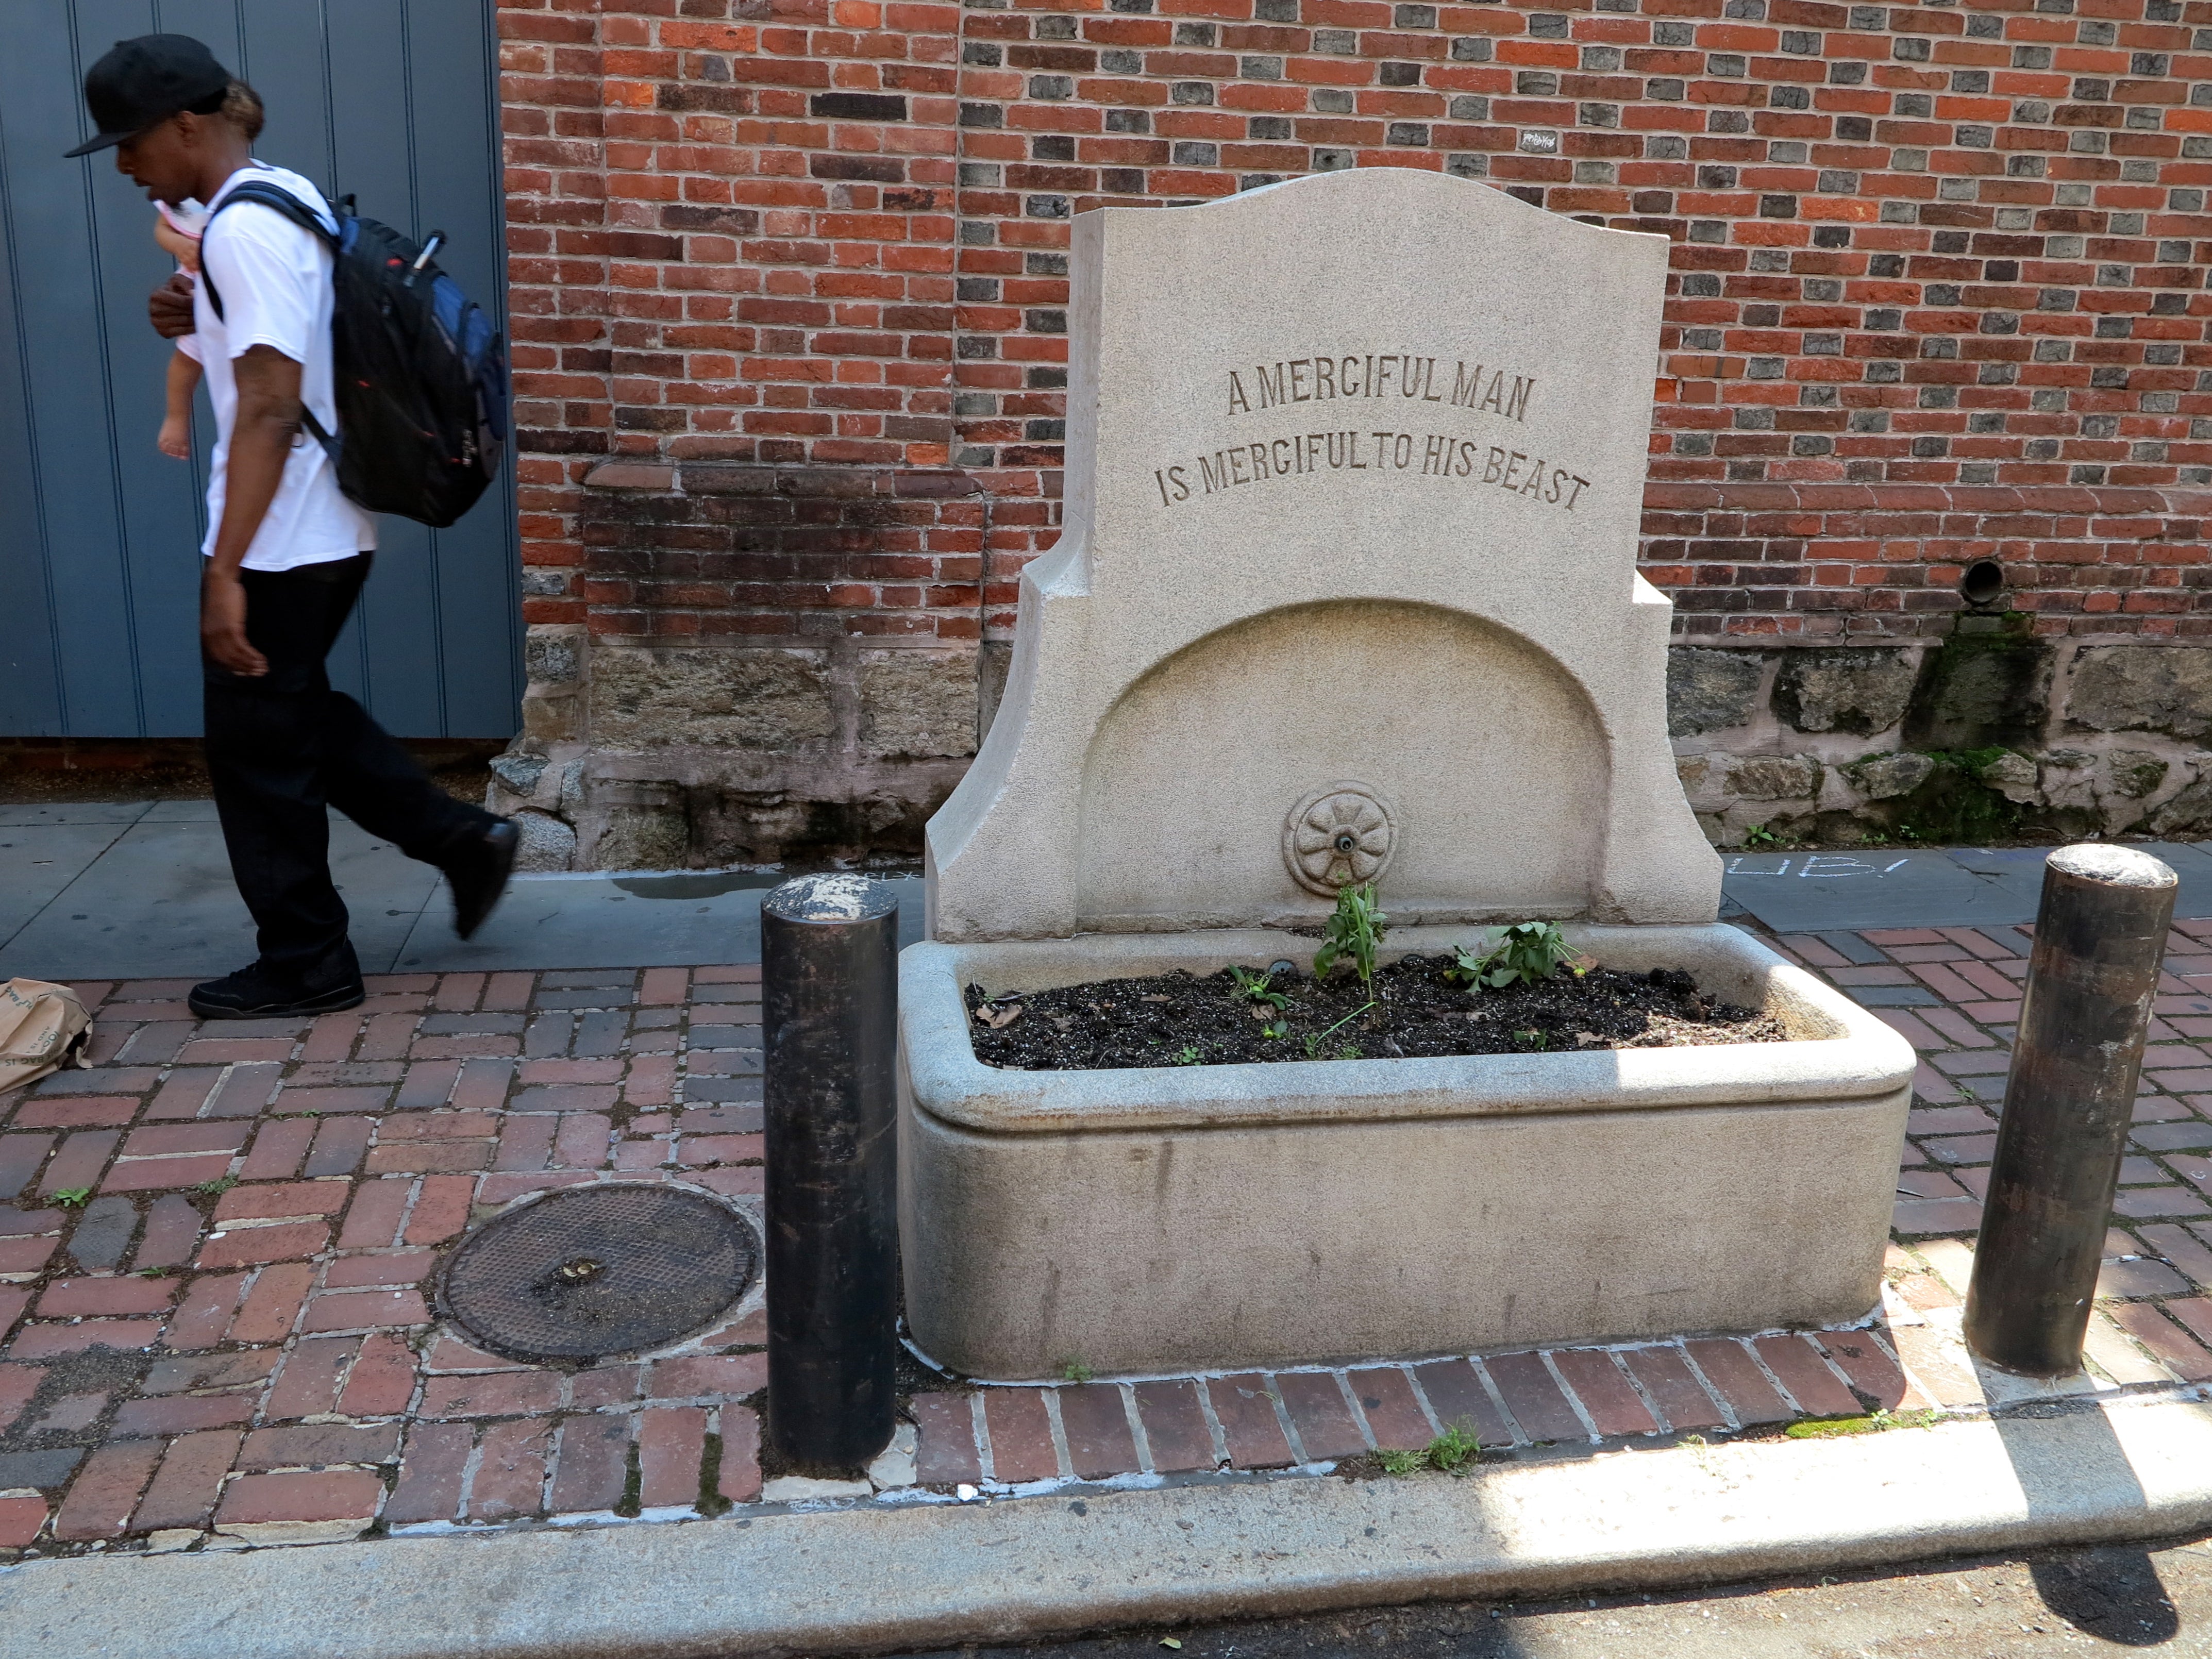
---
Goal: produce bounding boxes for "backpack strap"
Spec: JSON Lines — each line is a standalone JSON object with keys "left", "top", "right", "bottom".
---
{"left": 198, "top": 180, "right": 344, "bottom": 461}
{"left": 198, "top": 180, "right": 340, "bottom": 320}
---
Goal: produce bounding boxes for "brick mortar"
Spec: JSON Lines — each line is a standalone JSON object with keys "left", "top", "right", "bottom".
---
{"left": 494, "top": 0, "right": 2212, "bottom": 643}
{"left": 9, "top": 945, "right": 2212, "bottom": 1552}
{"left": 487, "top": 0, "right": 2212, "bottom": 858}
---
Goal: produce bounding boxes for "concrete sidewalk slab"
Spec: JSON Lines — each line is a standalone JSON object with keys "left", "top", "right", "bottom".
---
{"left": 392, "top": 873, "right": 927, "bottom": 972}
{"left": 0, "top": 823, "right": 138, "bottom": 942}
{"left": 4, "top": 795, "right": 2202, "bottom": 976}
{"left": 1722, "top": 840, "right": 2212, "bottom": 932}
{"left": 0, "top": 802, "right": 154, "bottom": 828}
{"left": 1938, "top": 842, "right": 2212, "bottom": 920}
{"left": 0, "top": 800, "right": 927, "bottom": 978}
{"left": 0, "top": 818, "right": 439, "bottom": 980}
{"left": 1720, "top": 847, "right": 2043, "bottom": 932}
{"left": 5, "top": 1392, "right": 2210, "bottom": 1659}
{"left": 2133, "top": 843, "right": 2212, "bottom": 918}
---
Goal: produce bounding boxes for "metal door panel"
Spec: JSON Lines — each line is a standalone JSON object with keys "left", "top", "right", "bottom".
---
{"left": 405, "top": 0, "right": 524, "bottom": 735}
{"left": 0, "top": 53, "right": 67, "bottom": 732}
{"left": 80, "top": 2, "right": 212, "bottom": 734}
{"left": 326, "top": 0, "right": 442, "bottom": 738}
{"left": 0, "top": 0, "right": 518, "bottom": 739}
{"left": 1, "top": 5, "right": 147, "bottom": 733}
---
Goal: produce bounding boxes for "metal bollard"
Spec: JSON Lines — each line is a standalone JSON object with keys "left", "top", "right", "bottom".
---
{"left": 762, "top": 874, "right": 899, "bottom": 1469}
{"left": 1963, "top": 844, "right": 2177, "bottom": 1377}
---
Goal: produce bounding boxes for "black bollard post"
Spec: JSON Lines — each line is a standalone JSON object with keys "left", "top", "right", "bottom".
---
{"left": 1963, "top": 844, "right": 2177, "bottom": 1377}
{"left": 762, "top": 873, "right": 899, "bottom": 1469}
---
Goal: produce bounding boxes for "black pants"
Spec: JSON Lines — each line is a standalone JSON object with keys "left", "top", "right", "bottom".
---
{"left": 203, "top": 554, "right": 491, "bottom": 982}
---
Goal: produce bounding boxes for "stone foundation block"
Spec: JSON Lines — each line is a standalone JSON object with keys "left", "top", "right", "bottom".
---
{"left": 2070, "top": 647, "right": 2212, "bottom": 739}
{"left": 592, "top": 648, "right": 835, "bottom": 752}
{"left": 1665, "top": 649, "right": 1766, "bottom": 738}
{"left": 860, "top": 650, "right": 981, "bottom": 760}
{"left": 1771, "top": 648, "right": 1917, "bottom": 736}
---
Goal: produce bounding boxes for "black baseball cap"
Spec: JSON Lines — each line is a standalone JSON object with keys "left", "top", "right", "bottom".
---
{"left": 64, "top": 35, "right": 232, "bottom": 158}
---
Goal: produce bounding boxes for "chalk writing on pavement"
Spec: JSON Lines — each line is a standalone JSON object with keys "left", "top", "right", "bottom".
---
{"left": 1724, "top": 856, "right": 1914, "bottom": 880}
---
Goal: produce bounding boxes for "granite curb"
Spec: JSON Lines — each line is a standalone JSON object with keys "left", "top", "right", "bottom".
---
{"left": 6, "top": 1390, "right": 2212, "bottom": 1659}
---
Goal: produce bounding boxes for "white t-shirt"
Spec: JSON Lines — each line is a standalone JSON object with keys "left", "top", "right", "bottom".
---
{"left": 192, "top": 164, "right": 375, "bottom": 571}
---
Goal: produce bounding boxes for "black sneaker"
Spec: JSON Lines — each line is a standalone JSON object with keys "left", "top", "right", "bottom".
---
{"left": 444, "top": 818, "right": 520, "bottom": 940}
{"left": 189, "top": 958, "right": 366, "bottom": 1020}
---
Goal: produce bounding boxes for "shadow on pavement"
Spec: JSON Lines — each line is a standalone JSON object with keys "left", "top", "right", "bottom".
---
{"left": 1992, "top": 1398, "right": 2180, "bottom": 1645}
{"left": 2029, "top": 1546, "right": 2180, "bottom": 1646}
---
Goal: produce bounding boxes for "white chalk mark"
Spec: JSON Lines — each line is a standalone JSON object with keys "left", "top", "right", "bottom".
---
{"left": 1798, "top": 856, "right": 1884, "bottom": 880}
{"left": 1727, "top": 858, "right": 1792, "bottom": 877}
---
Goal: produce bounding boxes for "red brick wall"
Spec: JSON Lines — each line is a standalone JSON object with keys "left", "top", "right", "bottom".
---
{"left": 498, "top": 0, "right": 1025, "bottom": 665}
{"left": 487, "top": 0, "right": 2212, "bottom": 864}
{"left": 497, "top": 0, "right": 2211, "bottom": 652}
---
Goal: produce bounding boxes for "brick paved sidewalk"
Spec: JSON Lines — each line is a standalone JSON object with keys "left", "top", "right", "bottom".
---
{"left": 5, "top": 926, "right": 2212, "bottom": 1559}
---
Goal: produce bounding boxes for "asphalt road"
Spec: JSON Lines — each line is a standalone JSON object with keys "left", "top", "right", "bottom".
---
{"left": 900, "top": 1533, "right": 2212, "bottom": 1657}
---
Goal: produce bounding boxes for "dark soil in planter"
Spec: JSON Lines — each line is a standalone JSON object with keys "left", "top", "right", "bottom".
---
{"left": 966, "top": 957, "right": 1788, "bottom": 1071}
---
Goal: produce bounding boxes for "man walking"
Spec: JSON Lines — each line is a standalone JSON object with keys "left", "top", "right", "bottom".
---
{"left": 68, "top": 36, "right": 517, "bottom": 1018}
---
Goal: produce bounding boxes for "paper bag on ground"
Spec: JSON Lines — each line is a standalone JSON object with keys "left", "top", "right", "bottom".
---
{"left": 0, "top": 978, "right": 92, "bottom": 1094}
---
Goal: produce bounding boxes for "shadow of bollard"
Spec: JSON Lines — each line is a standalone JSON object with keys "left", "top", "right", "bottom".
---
{"left": 2027, "top": 1545, "right": 2180, "bottom": 1646}
{"left": 1988, "top": 1400, "right": 2183, "bottom": 1646}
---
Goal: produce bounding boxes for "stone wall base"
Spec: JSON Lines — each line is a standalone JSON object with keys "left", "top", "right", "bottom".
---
{"left": 1669, "top": 619, "right": 2212, "bottom": 847}
{"left": 498, "top": 615, "right": 2212, "bottom": 870}
{"left": 491, "top": 631, "right": 982, "bottom": 872}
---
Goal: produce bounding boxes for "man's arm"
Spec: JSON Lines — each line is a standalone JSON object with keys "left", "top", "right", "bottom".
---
{"left": 149, "top": 273, "right": 195, "bottom": 340}
{"left": 199, "top": 344, "right": 303, "bottom": 677}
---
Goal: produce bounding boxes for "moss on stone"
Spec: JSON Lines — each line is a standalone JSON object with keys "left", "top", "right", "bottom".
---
{"left": 1901, "top": 612, "right": 2052, "bottom": 755}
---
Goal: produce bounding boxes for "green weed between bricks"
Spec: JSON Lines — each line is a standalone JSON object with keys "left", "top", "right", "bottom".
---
{"left": 1380, "top": 1423, "right": 1482, "bottom": 1477}
{"left": 1784, "top": 1407, "right": 1942, "bottom": 1439}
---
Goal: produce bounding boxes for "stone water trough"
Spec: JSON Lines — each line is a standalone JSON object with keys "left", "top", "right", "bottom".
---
{"left": 897, "top": 170, "right": 1915, "bottom": 1382}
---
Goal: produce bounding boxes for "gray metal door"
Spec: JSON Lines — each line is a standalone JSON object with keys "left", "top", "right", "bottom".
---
{"left": 0, "top": 0, "right": 521, "bottom": 738}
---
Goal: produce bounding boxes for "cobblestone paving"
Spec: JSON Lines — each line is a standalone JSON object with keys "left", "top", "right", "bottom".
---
{"left": 4, "top": 926, "right": 2212, "bottom": 1559}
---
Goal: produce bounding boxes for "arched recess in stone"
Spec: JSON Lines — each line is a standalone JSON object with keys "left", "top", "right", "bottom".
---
{"left": 1075, "top": 599, "right": 1610, "bottom": 932}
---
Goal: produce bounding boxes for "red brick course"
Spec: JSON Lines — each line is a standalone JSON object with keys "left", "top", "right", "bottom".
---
{"left": 493, "top": 0, "right": 2212, "bottom": 665}
{"left": 215, "top": 1469, "right": 384, "bottom": 1529}
{"left": 133, "top": 1430, "right": 243, "bottom": 1532}
{"left": 9, "top": 947, "right": 2212, "bottom": 1563}
{"left": 983, "top": 1386, "right": 1059, "bottom": 1482}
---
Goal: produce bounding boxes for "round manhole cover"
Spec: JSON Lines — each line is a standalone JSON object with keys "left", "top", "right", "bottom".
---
{"left": 440, "top": 1184, "right": 758, "bottom": 1363}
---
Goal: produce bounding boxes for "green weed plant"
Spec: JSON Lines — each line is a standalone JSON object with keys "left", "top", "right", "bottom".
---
{"left": 1447, "top": 920, "right": 1582, "bottom": 992}
{"left": 1314, "top": 883, "right": 1387, "bottom": 989}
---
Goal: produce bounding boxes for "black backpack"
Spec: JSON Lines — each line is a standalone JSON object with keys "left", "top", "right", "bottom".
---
{"left": 199, "top": 180, "right": 508, "bottom": 529}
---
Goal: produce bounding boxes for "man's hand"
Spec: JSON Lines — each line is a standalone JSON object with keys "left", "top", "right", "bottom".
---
{"left": 149, "top": 272, "right": 195, "bottom": 340}
{"left": 200, "top": 565, "right": 266, "bottom": 677}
